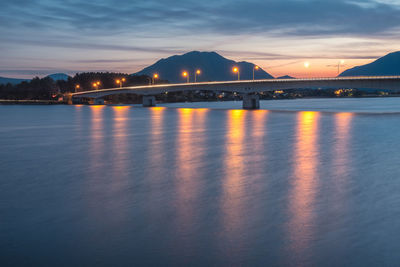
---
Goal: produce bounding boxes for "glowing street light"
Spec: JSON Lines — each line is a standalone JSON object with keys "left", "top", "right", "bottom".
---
{"left": 116, "top": 77, "right": 126, "bottom": 88}
{"left": 253, "top": 65, "right": 259, "bottom": 80}
{"left": 182, "top": 71, "right": 189, "bottom": 83}
{"left": 152, "top": 73, "right": 159, "bottom": 84}
{"left": 233, "top": 67, "right": 240, "bottom": 80}
{"left": 92, "top": 82, "right": 99, "bottom": 90}
{"left": 75, "top": 84, "right": 80, "bottom": 93}
{"left": 338, "top": 60, "right": 345, "bottom": 75}
{"left": 195, "top": 69, "right": 201, "bottom": 83}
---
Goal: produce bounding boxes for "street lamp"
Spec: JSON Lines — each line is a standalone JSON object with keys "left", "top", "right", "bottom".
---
{"left": 152, "top": 73, "right": 159, "bottom": 84}
{"left": 75, "top": 84, "right": 80, "bottom": 93}
{"left": 195, "top": 69, "right": 201, "bottom": 83}
{"left": 116, "top": 78, "right": 126, "bottom": 88}
{"left": 182, "top": 71, "right": 189, "bottom": 83}
{"left": 92, "top": 82, "right": 99, "bottom": 90}
{"left": 233, "top": 67, "right": 240, "bottom": 80}
{"left": 338, "top": 60, "right": 345, "bottom": 75}
{"left": 253, "top": 65, "right": 259, "bottom": 80}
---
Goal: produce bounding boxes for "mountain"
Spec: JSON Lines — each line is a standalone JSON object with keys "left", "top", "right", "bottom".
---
{"left": 0, "top": 73, "right": 70, "bottom": 85}
{"left": 0, "top": 77, "right": 30, "bottom": 85}
{"left": 134, "top": 51, "right": 274, "bottom": 83}
{"left": 46, "top": 73, "right": 70, "bottom": 81}
{"left": 277, "top": 75, "right": 295, "bottom": 79}
{"left": 340, "top": 51, "right": 400, "bottom": 77}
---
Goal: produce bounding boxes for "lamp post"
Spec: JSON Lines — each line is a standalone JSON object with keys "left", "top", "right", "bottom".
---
{"left": 152, "top": 73, "right": 159, "bottom": 84}
{"left": 75, "top": 84, "right": 80, "bottom": 93}
{"left": 338, "top": 60, "right": 345, "bottom": 75}
{"left": 92, "top": 82, "right": 99, "bottom": 90}
{"left": 195, "top": 69, "right": 201, "bottom": 82}
{"left": 253, "top": 65, "right": 259, "bottom": 80}
{"left": 182, "top": 71, "right": 189, "bottom": 83}
{"left": 233, "top": 67, "right": 240, "bottom": 80}
{"left": 116, "top": 78, "right": 126, "bottom": 88}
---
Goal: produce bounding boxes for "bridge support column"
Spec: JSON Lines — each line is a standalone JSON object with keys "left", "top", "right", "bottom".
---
{"left": 71, "top": 97, "right": 80, "bottom": 105}
{"left": 64, "top": 94, "right": 73, "bottom": 105}
{"left": 93, "top": 98, "right": 104, "bottom": 105}
{"left": 242, "top": 94, "right": 260, "bottom": 109}
{"left": 142, "top": 95, "right": 156, "bottom": 107}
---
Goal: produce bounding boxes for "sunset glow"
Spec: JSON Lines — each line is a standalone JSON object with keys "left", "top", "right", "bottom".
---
{"left": 2, "top": 0, "right": 399, "bottom": 79}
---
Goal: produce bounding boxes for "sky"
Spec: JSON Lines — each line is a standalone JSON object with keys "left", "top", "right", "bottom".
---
{"left": 1, "top": 0, "right": 400, "bottom": 78}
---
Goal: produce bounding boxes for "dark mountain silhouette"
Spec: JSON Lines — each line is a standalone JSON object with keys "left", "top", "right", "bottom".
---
{"left": 340, "top": 51, "right": 400, "bottom": 77}
{"left": 134, "top": 51, "right": 274, "bottom": 83}
{"left": 0, "top": 73, "right": 70, "bottom": 85}
{"left": 277, "top": 75, "right": 295, "bottom": 79}
{"left": 46, "top": 73, "right": 70, "bottom": 81}
{"left": 0, "top": 77, "right": 30, "bottom": 85}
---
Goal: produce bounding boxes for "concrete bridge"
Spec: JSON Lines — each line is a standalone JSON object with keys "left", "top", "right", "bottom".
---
{"left": 70, "top": 76, "right": 400, "bottom": 109}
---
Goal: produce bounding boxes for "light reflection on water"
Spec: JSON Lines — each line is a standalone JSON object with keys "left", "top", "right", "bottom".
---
{"left": 221, "top": 109, "right": 247, "bottom": 256}
{"left": 174, "top": 108, "right": 203, "bottom": 258}
{"left": 333, "top": 113, "right": 353, "bottom": 179}
{"left": 88, "top": 105, "right": 105, "bottom": 176}
{"left": 1, "top": 103, "right": 400, "bottom": 266}
{"left": 288, "top": 111, "right": 320, "bottom": 263}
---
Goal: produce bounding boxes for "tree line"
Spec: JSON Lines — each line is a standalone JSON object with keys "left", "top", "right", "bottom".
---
{"left": 0, "top": 72, "right": 160, "bottom": 100}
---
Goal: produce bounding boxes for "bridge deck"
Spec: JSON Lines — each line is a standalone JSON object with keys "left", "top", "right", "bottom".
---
{"left": 71, "top": 76, "right": 400, "bottom": 99}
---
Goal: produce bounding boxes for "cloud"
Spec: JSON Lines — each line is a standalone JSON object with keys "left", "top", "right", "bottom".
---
{"left": 1, "top": 0, "right": 400, "bottom": 37}
{"left": 1, "top": 0, "right": 399, "bottom": 77}
{"left": 0, "top": 36, "right": 185, "bottom": 54}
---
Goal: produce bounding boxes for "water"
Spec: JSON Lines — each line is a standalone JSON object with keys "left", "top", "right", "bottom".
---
{"left": 1, "top": 98, "right": 400, "bottom": 266}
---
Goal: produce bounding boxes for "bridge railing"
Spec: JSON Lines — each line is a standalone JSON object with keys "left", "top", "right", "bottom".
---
{"left": 71, "top": 75, "right": 400, "bottom": 96}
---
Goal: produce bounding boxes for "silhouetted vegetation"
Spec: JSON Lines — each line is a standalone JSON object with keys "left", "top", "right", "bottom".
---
{"left": 0, "top": 72, "right": 165, "bottom": 100}
{"left": 0, "top": 77, "right": 58, "bottom": 100}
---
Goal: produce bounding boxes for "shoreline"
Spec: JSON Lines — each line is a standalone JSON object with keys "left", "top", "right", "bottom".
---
{"left": 0, "top": 94, "right": 399, "bottom": 105}
{"left": 0, "top": 100, "right": 64, "bottom": 105}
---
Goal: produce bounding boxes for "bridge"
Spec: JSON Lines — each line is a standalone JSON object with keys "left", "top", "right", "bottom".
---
{"left": 70, "top": 76, "right": 400, "bottom": 109}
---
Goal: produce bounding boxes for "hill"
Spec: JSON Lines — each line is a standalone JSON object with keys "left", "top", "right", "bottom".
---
{"left": 46, "top": 73, "right": 70, "bottom": 81}
{"left": 0, "top": 77, "right": 30, "bottom": 85}
{"left": 340, "top": 51, "right": 400, "bottom": 77}
{"left": 134, "top": 51, "right": 274, "bottom": 83}
{"left": 277, "top": 75, "right": 295, "bottom": 79}
{"left": 0, "top": 73, "right": 70, "bottom": 85}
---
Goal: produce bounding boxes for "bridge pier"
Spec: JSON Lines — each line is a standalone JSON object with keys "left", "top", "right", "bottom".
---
{"left": 242, "top": 94, "right": 260, "bottom": 109}
{"left": 71, "top": 97, "right": 80, "bottom": 104}
{"left": 142, "top": 96, "right": 156, "bottom": 107}
{"left": 93, "top": 98, "right": 105, "bottom": 105}
{"left": 64, "top": 94, "right": 73, "bottom": 105}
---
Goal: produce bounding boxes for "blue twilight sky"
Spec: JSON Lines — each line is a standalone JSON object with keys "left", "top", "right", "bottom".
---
{"left": 1, "top": 0, "right": 400, "bottom": 78}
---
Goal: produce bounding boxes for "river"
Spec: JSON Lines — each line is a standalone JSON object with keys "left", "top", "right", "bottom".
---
{"left": 1, "top": 98, "right": 400, "bottom": 266}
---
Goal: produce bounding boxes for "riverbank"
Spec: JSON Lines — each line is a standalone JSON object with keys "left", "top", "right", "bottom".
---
{"left": 0, "top": 100, "right": 64, "bottom": 105}
{"left": 1, "top": 94, "right": 399, "bottom": 105}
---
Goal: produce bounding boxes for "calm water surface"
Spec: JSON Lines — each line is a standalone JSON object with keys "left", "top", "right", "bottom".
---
{"left": 1, "top": 98, "right": 400, "bottom": 266}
